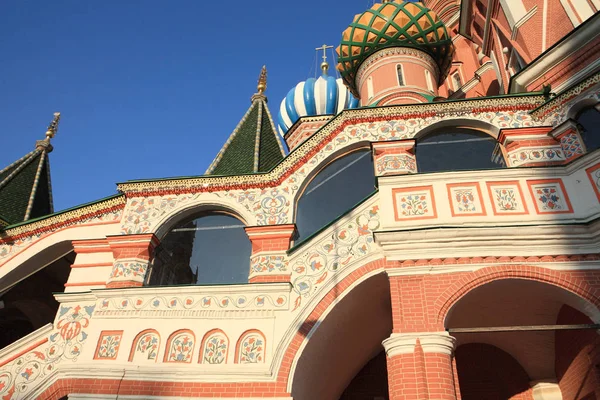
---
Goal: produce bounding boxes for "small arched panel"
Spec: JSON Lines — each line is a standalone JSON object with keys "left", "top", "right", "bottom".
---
{"left": 199, "top": 329, "right": 229, "bottom": 364}
{"left": 416, "top": 128, "right": 505, "bottom": 173}
{"left": 164, "top": 329, "right": 195, "bottom": 363}
{"left": 146, "top": 212, "right": 251, "bottom": 286}
{"left": 128, "top": 329, "right": 160, "bottom": 363}
{"left": 235, "top": 329, "right": 266, "bottom": 364}
{"left": 295, "top": 149, "right": 376, "bottom": 243}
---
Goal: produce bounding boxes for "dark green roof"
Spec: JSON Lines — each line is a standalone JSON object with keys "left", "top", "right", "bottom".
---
{"left": 0, "top": 142, "right": 53, "bottom": 225}
{"left": 205, "top": 94, "right": 286, "bottom": 176}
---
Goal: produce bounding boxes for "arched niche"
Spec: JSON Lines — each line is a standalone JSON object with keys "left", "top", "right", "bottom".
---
{"left": 290, "top": 272, "right": 392, "bottom": 400}
{"left": 293, "top": 147, "right": 376, "bottom": 244}
{"left": 146, "top": 211, "right": 251, "bottom": 286}
{"left": 445, "top": 279, "right": 599, "bottom": 383}
{"left": 415, "top": 126, "right": 505, "bottom": 173}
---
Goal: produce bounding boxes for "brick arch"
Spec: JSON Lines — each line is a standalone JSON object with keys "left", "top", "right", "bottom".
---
{"left": 275, "top": 258, "right": 387, "bottom": 392}
{"left": 128, "top": 328, "right": 160, "bottom": 362}
{"left": 199, "top": 328, "right": 229, "bottom": 364}
{"left": 435, "top": 265, "right": 600, "bottom": 326}
{"left": 234, "top": 329, "right": 266, "bottom": 364}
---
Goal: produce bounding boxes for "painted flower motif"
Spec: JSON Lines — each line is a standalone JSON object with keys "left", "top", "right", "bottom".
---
{"left": 203, "top": 334, "right": 228, "bottom": 364}
{"left": 536, "top": 187, "right": 562, "bottom": 210}
{"left": 494, "top": 188, "right": 518, "bottom": 211}
{"left": 239, "top": 334, "right": 264, "bottom": 364}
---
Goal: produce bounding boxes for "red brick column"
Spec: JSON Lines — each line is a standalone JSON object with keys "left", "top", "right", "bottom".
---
{"left": 105, "top": 234, "right": 159, "bottom": 288}
{"left": 498, "top": 127, "right": 566, "bottom": 167}
{"left": 244, "top": 224, "right": 295, "bottom": 283}
{"left": 383, "top": 332, "right": 457, "bottom": 400}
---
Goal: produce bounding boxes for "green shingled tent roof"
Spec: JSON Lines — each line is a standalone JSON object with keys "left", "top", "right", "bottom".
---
{"left": 0, "top": 113, "right": 60, "bottom": 227}
{"left": 205, "top": 67, "right": 286, "bottom": 176}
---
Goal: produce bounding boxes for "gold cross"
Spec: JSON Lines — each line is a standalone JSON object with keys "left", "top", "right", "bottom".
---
{"left": 316, "top": 44, "right": 334, "bottom": 64}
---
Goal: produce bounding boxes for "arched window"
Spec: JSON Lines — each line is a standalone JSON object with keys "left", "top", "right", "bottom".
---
{"left": 147, "top": 213, "right": 251, "bottom": 286}
{"left": 416, "top": 128, "right": 504, "bottom": 173}
{"left": 295, "top": 149, "right": 376, "bottom": 244}
{"left": 576, "top": 106, "right": 600, "bottom": 153}
{"left": 397, "top": 64, "right": 405, "bottom": 86}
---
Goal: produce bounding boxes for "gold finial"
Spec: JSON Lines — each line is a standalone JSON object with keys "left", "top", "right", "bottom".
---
{"left": 45, "top": 112, "right": 61, "bottom": 140}
{"left": 316, "top": 44, "right": 334, "bottom": 75}
{"left": 257, "top": 65, "right": 267, "bottom": 94}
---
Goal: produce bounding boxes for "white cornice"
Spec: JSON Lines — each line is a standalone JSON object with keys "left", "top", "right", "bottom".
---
{"left": 382, "top": 332, "right": 456, "bottom": 357}
{"left": 375, "top": 220, "right": 600, "bottom": 260}
{"left": 509, "top": 12, "right": 600, "bottom": 93}
{"left": 91, "top": 282, "right": 292, "bottom": 298}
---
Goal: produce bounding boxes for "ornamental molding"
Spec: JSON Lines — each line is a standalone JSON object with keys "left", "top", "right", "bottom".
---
{"left": 117, "top": 95, "right": 544, "bottom": 196}
{"left": 0, "top": 195, "right": 125, "bottom": 241}
{"left": 530, "top": 72, "right": 600, "bottom": 123}
{"left": 375, "top": 219, "right": 600, "bottom": 261}
{"left": 382, "top": 332, "right": 456, "bottom": 357}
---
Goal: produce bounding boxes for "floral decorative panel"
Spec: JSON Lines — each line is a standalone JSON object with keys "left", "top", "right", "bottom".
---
{"left": 164, "top": 330, "right": 195, "bottom": 363}
{"left": 447, "top": 183, "right": 486, "bottom": 217}
{"left": 94, "top": 330, "right": 123, "bottom": 360}
{"left": 374, "top": 154, "right": 417, "bottom": 176}
{"left": 486, "top": 181, "right": 528, "bottom": 215}
{"left": 130, "top": 330, "right": 160, "bottom": 362}
{"left": 249, "top": 254, "right": 288, "bottom": 278}
{"left": 527, "top": 179, "right": 573, "bottom": 214}
{"left": 559, "top": 131, "right": 584, "bottom": 160}
{"left": 237, "top": 331, "right": 265, "bottom": 364}
{"left": 392, "top": 186, "right": 437, "bottom": 221}
{"left": 200, "top": 330, "right": 229, "bottom": 364}
{"left": 507, "top": 147, "right": 565, "bottom": 167}
{"left": 586, "top": 163, "right": 600, "bottom": 202}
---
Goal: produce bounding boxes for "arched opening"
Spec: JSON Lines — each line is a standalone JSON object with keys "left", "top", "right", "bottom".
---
{"left": 416, "top": 128, "right": 504, "bottom": 173}
{"left": 146, "top": 212, "right": 251, "bottom": 286}
{"left": 291, "top": 273, "right": 392, "bottom": 400}
{"left": 294, "top": 149, "right": 376, "bottom": 244}
{"left": 0, "top": 250, "right": 74, "bottom": 349}
{"left": 446, "top": 279, "right": 600, "bottom": 399}
{"left": 576, "top": 106, "right": 600, "bottom": 153}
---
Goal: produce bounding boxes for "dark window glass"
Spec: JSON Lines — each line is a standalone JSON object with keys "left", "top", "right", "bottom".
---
{"left": 397, "top": 65, "right": 405, "bottom": 86}
{"left": 577, "top": 107, "right": 600, "bottom": 153}
{"left": 147, "top": 214, "right": 251, "bottom": 286}
{"left": 295, "top": 149, "right": 376, "bottom": 243}
{"left": 416, "top": 129, "right": 504, "bottom": 173}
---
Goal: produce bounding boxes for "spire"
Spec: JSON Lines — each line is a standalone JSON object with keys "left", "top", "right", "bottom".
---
{"left": 0, "top": 113, "right": 57, "bottom": 227}
{"left": 205, "top": 66, "right": 286, "bottom": 176}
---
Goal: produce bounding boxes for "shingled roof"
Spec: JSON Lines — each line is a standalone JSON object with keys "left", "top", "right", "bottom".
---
{"left": 0, "top": 113, "right": 60, "bottom": 227}
{"left": 205, "top": 67, "right": 286, "bottom": 176}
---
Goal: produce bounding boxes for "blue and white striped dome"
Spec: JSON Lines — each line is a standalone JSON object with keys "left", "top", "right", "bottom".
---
{"left": 277, "top": 73, "right": 359, "bottom": 136}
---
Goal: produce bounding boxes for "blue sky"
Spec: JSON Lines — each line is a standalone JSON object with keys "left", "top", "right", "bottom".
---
{"left": 1, "top": 0, "right": 380, "bottom": 211}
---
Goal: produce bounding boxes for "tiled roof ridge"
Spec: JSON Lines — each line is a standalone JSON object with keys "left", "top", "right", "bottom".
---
{"left": 261, "top": 99, "right": 286, "bottom": 157}
{"left": 205, "top": 100, "right": 260, "bottom": 175}
{"left": 0, "top": 148, "right": 42, "bottom": 190}
{"left": 24, "top": 151, "right": 49, "bottom": 220}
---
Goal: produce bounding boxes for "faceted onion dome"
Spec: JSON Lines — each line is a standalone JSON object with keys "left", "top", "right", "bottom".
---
{"left": 336, "top": 1, "right": 454, "bottom": 98}
{"left": 277, "top": 72, "right": 359, "bottom": 136}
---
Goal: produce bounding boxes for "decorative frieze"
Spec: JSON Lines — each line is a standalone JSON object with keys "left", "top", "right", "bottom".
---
{"left": 372, "top": 140, "right": 417, "bottom": 176}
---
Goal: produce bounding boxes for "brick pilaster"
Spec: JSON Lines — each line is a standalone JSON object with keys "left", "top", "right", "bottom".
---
{"left": 244, "top": 224, "right": 295, "bottom": 283}
{"left": 383, "top": 332, "right": 457, "bottom": 400}
{"left": 105, "top": 234, "right": 159, "bottom": 288}
{"left": 372, "top": 140, "right": 417, "bottom": 176}
{"left": 499, "top": 127, "right": 566, "bottom": 167}
{"left": 64, "top": 239, "right": 113, "bottom": 291}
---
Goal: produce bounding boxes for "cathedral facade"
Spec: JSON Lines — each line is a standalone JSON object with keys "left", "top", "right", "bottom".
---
{"left": 1, "top": 1, "right": 600, "bottom": 399}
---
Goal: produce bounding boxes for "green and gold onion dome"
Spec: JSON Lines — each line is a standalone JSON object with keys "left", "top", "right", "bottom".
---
{"left": 336, "top": 0, "right": 454, "bottom": 98}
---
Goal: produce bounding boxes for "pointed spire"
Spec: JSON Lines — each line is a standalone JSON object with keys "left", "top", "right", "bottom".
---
{"left": 205, "top": 66, "right": 286, "bottom": 176}
{"left": 45, "top": 112, "right": 61, "bottom": 140}
{"left": 0, "top": 113, "right": 57, "bottom": 226}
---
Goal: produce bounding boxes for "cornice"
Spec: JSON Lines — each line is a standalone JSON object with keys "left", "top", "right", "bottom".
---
{"left": 0, "top": 195, "right": 125, "bottom": 242}
{"left": 117, "top": 95, "right": 544, "bottom": 196}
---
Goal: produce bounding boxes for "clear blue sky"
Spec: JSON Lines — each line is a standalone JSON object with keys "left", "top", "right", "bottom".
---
{"left": 1, "top": 0, "right": 379, "bottom": 212}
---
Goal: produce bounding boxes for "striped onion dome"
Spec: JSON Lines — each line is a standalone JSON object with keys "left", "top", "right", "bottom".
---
{"left": 277, "top": 71, "right": 359, "bottom": 136}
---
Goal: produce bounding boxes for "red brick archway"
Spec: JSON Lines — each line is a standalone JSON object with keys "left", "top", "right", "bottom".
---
{"left": 434, "top": 265, "right": 600, "bottom": 326}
